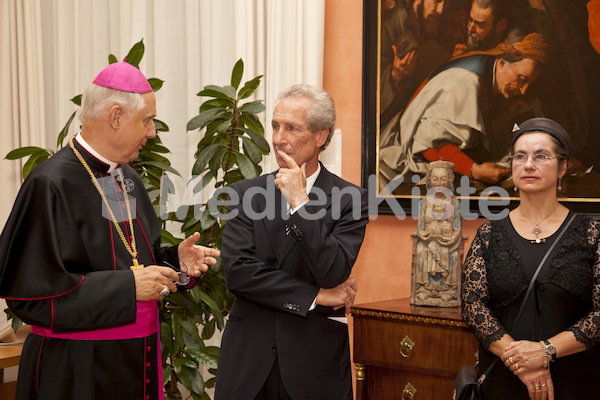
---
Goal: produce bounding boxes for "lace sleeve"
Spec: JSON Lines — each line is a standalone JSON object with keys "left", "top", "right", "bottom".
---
{"left": 567, "top": 218, "right": 600, "bottom": 351}
{"left": 462, "top": 221, "right": 508, "bottom": 350}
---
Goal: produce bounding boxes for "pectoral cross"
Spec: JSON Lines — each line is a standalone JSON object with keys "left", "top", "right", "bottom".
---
{"left": 130, "top": 258, "right": 144, "bottom": 270}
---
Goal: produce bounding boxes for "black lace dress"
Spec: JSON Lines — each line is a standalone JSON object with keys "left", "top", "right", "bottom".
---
{"left": 461, "top": 212, "right": 600, "bottom": 399}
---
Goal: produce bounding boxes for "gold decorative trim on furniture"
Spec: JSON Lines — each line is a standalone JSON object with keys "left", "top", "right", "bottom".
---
{"left": 351, "top": 308, "right": 469, "bottom": 328}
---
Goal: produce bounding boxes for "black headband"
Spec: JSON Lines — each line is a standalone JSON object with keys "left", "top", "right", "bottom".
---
{"left": 511, "top": 117, "right": 571, "bottom": 156}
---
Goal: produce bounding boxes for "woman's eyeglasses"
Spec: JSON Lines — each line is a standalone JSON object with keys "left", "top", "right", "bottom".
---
{"left": 510, "top": 153, "right": 556, "bottom": 164}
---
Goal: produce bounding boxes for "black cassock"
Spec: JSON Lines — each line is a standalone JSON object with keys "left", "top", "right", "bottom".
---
{"left": 0, "top": 138, "right": 180, "bottom": 400}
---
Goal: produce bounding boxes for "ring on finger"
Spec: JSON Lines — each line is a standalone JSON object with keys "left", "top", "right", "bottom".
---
{"left": 509, "top": 356, "right": 514, "bottom": 364}
{"left": 514, "top": 362, "right": 519, "bottom": 370}
{"left": 159, "top": 285, "right": 170, "bottom": 296}
{"left": 535, "top": 384, "right": 541, "bottom": 391}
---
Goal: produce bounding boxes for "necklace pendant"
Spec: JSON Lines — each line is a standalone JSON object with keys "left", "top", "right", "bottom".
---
{"left": 532, "top": 227, "right": 542, "bottom": 237}
{"left": 130, "top": 258, "right": 144, "bottom": 270}
{"left": 530, "top": 238, "right": 546, "bottom": 244}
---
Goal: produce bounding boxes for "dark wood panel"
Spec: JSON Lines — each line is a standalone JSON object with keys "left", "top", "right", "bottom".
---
{"left": 354, "top": 317, "right": 478, "bottom": 371}
{"left": 368, "top": 366, "right": 455, "bottom": 400}
{"left": 352, "top": 298, "right": 480, "bottom": 400}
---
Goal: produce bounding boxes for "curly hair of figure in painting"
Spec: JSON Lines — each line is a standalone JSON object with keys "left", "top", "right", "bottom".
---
{"left": 411, "top": 160, "right": 466, "bottom": 307}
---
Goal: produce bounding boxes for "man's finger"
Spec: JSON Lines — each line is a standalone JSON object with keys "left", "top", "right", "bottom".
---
{"left": 181, "top": 232, "right": 200, "bottom": 247}
{"left": 277, "top": 150, "right": 299, "bottom": 169}
{"left": 300, "top": 163, "right": 307, "bottom": 176}
{"left": 346, "top": 278, "right": 358, "bottom": 291}
{"left": 200, "top": 245, "right": 221, "bottom": 258}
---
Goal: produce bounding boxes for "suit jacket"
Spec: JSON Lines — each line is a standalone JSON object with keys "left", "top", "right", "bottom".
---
{"left": 215, "top": 164, "right": 368, "bottom": 400}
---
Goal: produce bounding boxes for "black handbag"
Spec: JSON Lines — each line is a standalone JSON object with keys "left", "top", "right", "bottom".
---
{"left": 453, "top": 362, "right": 481, "bottom": 400}
{"left": 453, "top": 213, "right": 576, "bottom": 400}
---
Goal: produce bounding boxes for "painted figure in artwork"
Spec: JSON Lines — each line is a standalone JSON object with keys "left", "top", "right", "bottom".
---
{"left": 411, "top": 160, "right": 464, "bottom": 307}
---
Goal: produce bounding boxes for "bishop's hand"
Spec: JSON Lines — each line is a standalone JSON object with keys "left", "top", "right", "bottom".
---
{"left": 178, "top": 232, "right": 221, "bottom": 277}
{"left": 133, "top": 265, "right": 179, "bottom": 300}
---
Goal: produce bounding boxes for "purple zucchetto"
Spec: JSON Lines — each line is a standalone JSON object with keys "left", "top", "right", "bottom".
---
{"left": 92, "top": 62, "right": 153, "bottom": 93}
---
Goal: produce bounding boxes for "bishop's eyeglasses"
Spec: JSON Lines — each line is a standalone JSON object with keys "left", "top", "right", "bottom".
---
{"left": 510, "top": 153, "right": 556, "bottom": 164}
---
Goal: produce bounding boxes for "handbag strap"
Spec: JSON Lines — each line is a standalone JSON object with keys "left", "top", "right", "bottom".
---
{"left": 477, "top": 212, "right": 577, "bottom": 383}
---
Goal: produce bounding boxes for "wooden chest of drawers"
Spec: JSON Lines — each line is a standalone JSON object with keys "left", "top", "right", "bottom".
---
{"left": 352, "top": 298, "right": 479, "bottom": 399}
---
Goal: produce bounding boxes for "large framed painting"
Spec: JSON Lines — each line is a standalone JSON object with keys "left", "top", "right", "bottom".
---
{"left": 362, "top": 0, "right": 600, "bottom": 216}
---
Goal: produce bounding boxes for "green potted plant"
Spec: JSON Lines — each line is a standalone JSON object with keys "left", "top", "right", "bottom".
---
{"left": 161, "top": 58, "right": 269, "bottom": 399}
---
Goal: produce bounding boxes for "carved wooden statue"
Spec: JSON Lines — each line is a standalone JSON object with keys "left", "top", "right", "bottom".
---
{"left": 410, "top": 161, "right": 466, "bottom": 307}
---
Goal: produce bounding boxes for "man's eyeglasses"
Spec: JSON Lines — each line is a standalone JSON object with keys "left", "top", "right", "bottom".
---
{"left": 510, "top": 153, "right": 556, "bottom": 164}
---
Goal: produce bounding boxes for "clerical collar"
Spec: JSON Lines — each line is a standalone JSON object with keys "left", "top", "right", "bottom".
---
{"left": 75, "top": 132, "right": 119, "bottom": 173}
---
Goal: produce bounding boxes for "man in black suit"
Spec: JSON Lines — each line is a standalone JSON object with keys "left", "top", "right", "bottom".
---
{"left": 215, "top": 84, "right": 369, "bottom": 400}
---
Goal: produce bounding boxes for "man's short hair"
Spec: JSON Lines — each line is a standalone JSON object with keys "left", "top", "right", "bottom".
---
{"left": 474, "top": 0, "right": 508, "bottom": 26}
{"left": 79, "top": 83, "right": 146, "bottom": 124}
{"left": 276, "top": 84, "right": 336, "bottom": 151}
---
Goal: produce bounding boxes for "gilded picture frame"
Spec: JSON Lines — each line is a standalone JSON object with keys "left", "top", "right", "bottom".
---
{"left": 362, "top": 0, "right": 600, "bottom": 216}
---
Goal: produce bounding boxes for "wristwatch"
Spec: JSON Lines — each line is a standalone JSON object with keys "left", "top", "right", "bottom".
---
{"left": 543, "top": 340, "right": 557, "bottom": 360}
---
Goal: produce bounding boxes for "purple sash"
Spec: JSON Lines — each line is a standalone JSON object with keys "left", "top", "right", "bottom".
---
{"left": 31, "top": 300, "right": 164, "bottom": 399}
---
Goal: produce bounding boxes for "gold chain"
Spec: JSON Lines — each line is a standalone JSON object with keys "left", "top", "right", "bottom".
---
{"left": 69, "top": 138, "right": 143, "bottom": 270}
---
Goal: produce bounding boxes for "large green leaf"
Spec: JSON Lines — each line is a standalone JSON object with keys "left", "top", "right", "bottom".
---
{"left": 200, "top": 318, "right": 216, "bottom": 340}
{"left": 23, "top": 152, "right": 50, "bottom": 179}
{"left": 138, "top": 160, "right": 180, "bottom": 176}
{"left": 174, "top": 363, "right": 205, "bottom": 395}
{"left": 236, "top": 152, "right": 258, "bottom": 179}
{"left": 57, "top": 110, "right": 78, "bottom": 149}
{"left": 181, "top": 215, "right": 202, "bottom": 233}
{"left": 171, "top": 312, "right": 183, "bottom": 351}
{"left": 230, "top": 58, "right": 244, "bottom": 90}
{"left": 193, "top": 170, "right": 217, "bottom": 194}
{"left": 161, "top": 229, "right": 181, "bottom": 245}
{"left": 125, "top": 39, "right": 145, "bottom": 67}
{"left": 148, "top": 143, "right": 170, "bottom": 153}
{"left": 181, "top": 328, "right": 201, "bottom": 351}
{"left": 240, "top": 127, "right": 270, "bottom": 153}
{"left": 208, "top": 147, "right": 227, "bottom": 172}
{"left": 191, "top": 289, "right": 224, "bottom": 329}
{"left": 239, "top": 113, "right": 264, "bottom": 135}
{"left": 197, "top": 85, "right": 235, "bottom": 100}
{"left": 183, "top": 349, "right": 219, "bottom": 369}
{"left": 200, "top": 207, "right": 217, "bottom": 231}
{"left": 216, "top": 119, "right": 232, "bottom": 135}
{"left": 167, "top": 291, "right": 202, "bottom": 315}
{"left": 160, "top": 322, "right": 175, "bottom": 354}
{"left": 193, "top": 143, "right": 225, "bottom": 174}
{"left": 154, "top": 118, "right": 169, "bottom": 132}
{"left": 180, "top": 320, "right": 203, "bottom": 344}
{"left": 5, "top": 146, "right": 48, "bottom": 160}
{"left": 238, "top": 75, "right": 264, "bottom": 99}
{"left": 240, "top": 101, "right": 266, "bottom": 114}
{"left": 70, "top": 94, "right": 82, "bottom": 106}
{"left": 187, "top": 108, "right": 227, "bottom": 131}
{"left": 199, "top": 98, "right": 235, "bottom": 113}
{"left": 242, "top": 136, "right": 262, "bottom": 163}
{"left": 148, "top": 78, "right": 164, "bottom": 92}
{"left": 162, "top": 365, "right": 172, "bottom": 387}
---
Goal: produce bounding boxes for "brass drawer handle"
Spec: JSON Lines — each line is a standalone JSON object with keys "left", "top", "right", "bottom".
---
{"left": 400, "top": 335, "right": 415, "bottom": 357}
{"left": 402, "top": 382, "right": 417, "bottom": 400}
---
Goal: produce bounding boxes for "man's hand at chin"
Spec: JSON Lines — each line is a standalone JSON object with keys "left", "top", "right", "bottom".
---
{"left": 274, "top": 150, "right": 309, "bottom": 209}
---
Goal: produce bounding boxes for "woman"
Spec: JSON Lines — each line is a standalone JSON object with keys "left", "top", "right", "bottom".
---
{"left": 461, "top": 117, "right": 600, "bottom": 400}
